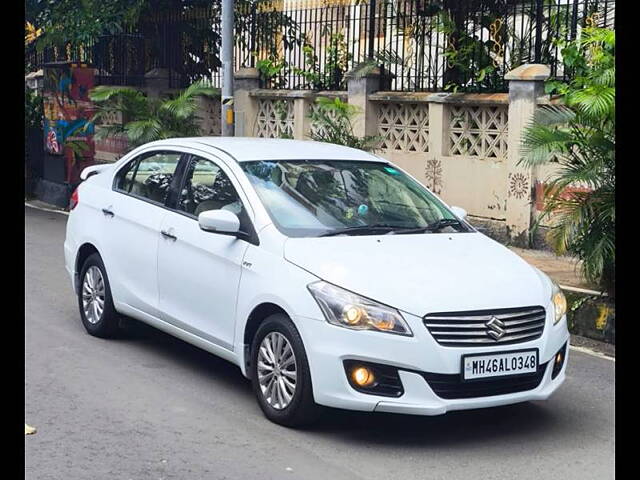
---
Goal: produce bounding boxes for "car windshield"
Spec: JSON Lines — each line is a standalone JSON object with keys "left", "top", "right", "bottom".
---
{"left": 241, "top": 160, "right": 471, "bottom": 238}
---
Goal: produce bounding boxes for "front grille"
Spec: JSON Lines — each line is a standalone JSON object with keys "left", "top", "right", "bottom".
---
{"left": 423, "top": 306, "right": 546, "bottom": 347}
{"left": 421, "top": 362, "right": 548, "bottom": 399}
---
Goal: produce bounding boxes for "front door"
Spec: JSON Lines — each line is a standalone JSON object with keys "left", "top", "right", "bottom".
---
{"left": 157, "top": 155, "right": 250, "bottom": 350}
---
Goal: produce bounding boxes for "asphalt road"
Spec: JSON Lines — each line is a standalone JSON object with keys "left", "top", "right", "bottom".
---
{"left": 25, "top": 205, "right": 615, "bottom": 480}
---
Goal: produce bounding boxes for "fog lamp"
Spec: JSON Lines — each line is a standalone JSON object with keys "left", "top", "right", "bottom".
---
{"left": 343, "top": 360, "right": 404, "bottom": 397}
{"left": 351, "top": 366, "right": 375, "bottom": 387}
{"left": 555, "top": 352, "right": 564, "bottom": 365}
{"left": 552, "top": 342, "right": 567, "bottom": 379}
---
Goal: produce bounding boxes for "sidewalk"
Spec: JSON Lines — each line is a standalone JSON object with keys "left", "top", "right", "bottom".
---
{"left": 507, "top": 247, "right": 614, "bottom": 356}
{"left": 508, "top": 246, "right": 596, "bottom": 291}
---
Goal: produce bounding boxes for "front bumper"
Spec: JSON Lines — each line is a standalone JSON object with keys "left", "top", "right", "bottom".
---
{"left": 294, "top": 308, "right": 569, "bottom": 416}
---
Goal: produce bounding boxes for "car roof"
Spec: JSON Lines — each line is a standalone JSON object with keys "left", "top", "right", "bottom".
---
{"left": 142, "top": 137, "right": 385, "bottom": 163}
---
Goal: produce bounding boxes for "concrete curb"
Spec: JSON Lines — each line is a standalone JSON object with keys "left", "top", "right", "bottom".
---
{"left": 25, "top": 201, "right": 69, "bottom": 216}
{"left": 569, "top": 345, "right": 615, "bottom": 362}
{"left": 560, "top": 284, "right": 607, "bottom": 297}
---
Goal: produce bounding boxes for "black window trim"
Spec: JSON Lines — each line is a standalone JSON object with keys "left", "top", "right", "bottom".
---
{"left": 112, "top": 146, "right": 260, "bottom": 246}
{"left": 173, "top": 153, "right": 260, "bottom": 246}
{"left": 112, "top": 149, "right": 187, "bottom": 209}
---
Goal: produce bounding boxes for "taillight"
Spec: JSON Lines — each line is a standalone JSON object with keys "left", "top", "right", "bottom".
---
{"left": 69, "top": 188, "right": 79, "bottom": 210}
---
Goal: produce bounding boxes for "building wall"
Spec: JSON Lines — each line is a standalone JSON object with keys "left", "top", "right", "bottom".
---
{"left": 236, "top": 65, "right": 559, "bottom": 246}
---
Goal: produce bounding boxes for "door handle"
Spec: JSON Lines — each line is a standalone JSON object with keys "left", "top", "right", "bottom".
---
{"left": 160, "top": 229, "right": 177, "bottom": 241}
{"left": 102, "top": 208, "right": 114, "bottom": 218}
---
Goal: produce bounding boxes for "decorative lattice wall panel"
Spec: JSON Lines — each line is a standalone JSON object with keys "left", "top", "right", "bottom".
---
{"left": 309, "top": 101, "right": 339, "bottom": 139}
{"left": 254, "top": 98, "right": 295, "bottom": 138}
{"left": 96, "top": 110, "right": 123, "bottom": 126}
{"left": 377, "top": 102, "right": 429, "bottom": 153}
{"left": 448, "top": 105, "right": 508, "bottom": 159}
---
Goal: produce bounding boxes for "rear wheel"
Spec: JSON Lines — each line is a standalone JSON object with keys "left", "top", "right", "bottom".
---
{"left": 78, "top": 253, "right": 120, "bottom": 338}
{"left": 250, "top": 314, "right": 321, "bottom": 427}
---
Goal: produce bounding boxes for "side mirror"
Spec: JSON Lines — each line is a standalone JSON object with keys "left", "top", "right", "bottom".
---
{"left": 198, "top": 209, "right": 241, "bottom": 235}
{"left": 450, "top": 206, "right": 467, "bottom": 220}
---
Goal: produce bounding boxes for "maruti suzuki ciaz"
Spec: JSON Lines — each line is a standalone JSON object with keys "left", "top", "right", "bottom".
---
{"left": 64, "top": 137, "right": 569, "bottom": 426}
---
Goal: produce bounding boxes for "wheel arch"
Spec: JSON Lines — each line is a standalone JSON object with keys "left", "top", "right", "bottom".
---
{"left": 74, "top": 242, "right": 101, "bottom": 293}
{"left": 242, "top": 302, "right": 290, "bottom": 378}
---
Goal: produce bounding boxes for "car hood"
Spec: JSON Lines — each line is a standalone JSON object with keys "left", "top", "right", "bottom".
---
{"left": 284, "top": 232, "right": 549, "bottom": 317}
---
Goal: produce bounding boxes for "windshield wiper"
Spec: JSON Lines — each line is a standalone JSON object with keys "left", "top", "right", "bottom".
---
{"left": 319, "top": 224, "right": 408, "bottom": 237}
{"left": 393, "top": 218, "right": 465, "bottom": 235}
{"left": 319, "top": 219, "right": 467, "bottom": 237}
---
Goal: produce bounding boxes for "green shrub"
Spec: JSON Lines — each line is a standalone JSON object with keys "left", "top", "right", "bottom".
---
{"left": 308, "top": 97, "right": 379, "bottom": 152}
{"left": 520, "top": 27, "right": 615, "bottom": 297}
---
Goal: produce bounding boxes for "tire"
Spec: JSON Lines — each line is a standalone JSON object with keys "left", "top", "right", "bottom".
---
{"left": 250, "top": 313, "right": 321, "bottom": 427}
{"left": 77, "top": 253, "right": 121, "bottom": 338}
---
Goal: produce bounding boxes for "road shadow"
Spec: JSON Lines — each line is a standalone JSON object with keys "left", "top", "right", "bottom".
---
{"left": 116, "top": 317, "right": 253, "bottom": 395}
{"left": 307, "top": 402, "right": 561, "bottom": 448}
{"left": 115, "top": 317, "right": 565, "bottom": 447}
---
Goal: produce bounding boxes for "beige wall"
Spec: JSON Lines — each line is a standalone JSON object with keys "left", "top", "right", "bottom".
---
{"left": 383, "top": 152, "right": 509, "bottom": 221}
{"left": 246, "top": 91, "right": 516, "bottom": 225}
{"left": 369, "top": 95, "right": 512, "bottom": 222}
{"left": 236, "top": 65, "right": 553, "bottom": 245}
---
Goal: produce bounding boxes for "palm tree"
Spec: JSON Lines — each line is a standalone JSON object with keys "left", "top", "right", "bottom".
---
{"left": 520, "top": 27, "right": 614, "bottom": 297}
{"left": 89, "top": 80, "right": 219, "bottom": 148}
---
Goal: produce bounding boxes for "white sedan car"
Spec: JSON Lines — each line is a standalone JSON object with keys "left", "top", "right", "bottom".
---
{"left": 64, "top": 137, "right": 569, "bottom": 426}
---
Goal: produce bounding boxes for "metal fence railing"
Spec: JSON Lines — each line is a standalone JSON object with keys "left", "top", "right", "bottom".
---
{"left": 25, "top": 0, "right": 615, "bottom": 93}
{"left": 248, "top": 0, "right": 615, "bottom": 92}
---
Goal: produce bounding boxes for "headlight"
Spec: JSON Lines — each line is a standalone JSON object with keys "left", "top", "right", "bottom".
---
{"left": 551, "top": 281, "right": 567, "bottom": 325}
{"left": 307, "top": 281, "right": 413, "bottom": 336}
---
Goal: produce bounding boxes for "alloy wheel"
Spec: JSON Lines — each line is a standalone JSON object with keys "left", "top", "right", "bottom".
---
{"left": 82, "top": 266, "right": 105, "bottom": 325}
{"left": 257, "top": 332, "right": 298, "bottom": 410}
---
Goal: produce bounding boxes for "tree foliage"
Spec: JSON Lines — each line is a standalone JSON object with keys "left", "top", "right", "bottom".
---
{"left": 25, "top": 0, "right": 301, "bottom": 82}
{"left": 520, "top": 26, "right": 615, "bottom": 296}
{"left": 26, "top": 0, "right": 145, "bottom": 48}
{"left": 25, "top": 88, "right": 43, "bottom": 131}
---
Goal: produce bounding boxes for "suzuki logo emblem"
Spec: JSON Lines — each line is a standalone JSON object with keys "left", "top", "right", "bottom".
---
{"left": 485, "top": 316, "right": 506, "bottom": 340}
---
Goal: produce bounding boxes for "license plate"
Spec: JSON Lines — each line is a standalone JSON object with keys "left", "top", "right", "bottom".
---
{"left": 462, "top": 349, "right": 538, "bottom": 381}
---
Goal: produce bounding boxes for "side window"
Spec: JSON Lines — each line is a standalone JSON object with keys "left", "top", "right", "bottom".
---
{"left": 114, "top": 152, "right": 182, "bottom": 205}
{"left": 114, "top": 157, "right": 139, "bottom": 193}
{"left": 177, "top": 157, "right": 242, "bottom": 218}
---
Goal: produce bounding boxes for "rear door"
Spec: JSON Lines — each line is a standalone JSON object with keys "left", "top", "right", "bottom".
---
{"left": 104, "top": 150, "right": 185, "bottom": 318}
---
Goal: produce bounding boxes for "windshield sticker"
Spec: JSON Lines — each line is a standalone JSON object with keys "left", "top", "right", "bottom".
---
{"left": 357, "top": 204, "right": 369, "bottom": 216}
{"left": 384, "top": 166, "right": 400, "bottom": 175}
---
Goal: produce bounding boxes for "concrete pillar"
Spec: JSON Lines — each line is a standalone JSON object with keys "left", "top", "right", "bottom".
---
{"left": 504, "top": 64, "right": 550, "bottom": 246}
{"left": 346, "top": 68, "right": 381, "bottom": 138}
{"left": 143, "top": 68, "right": 173, "bottom": 98}
{"left": 426, "top": 93, "right": 451, "bottom": 157}
{"left": 293, "top": 95, "right": 312, "bottom": 140}
{"left": 195, "top": 96, "right": 222, "bottom": 136}
{"left": 233, "top": 68, "right": 260, "bottom": 137}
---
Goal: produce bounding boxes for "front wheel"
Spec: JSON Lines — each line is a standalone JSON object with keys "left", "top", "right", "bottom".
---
{"left": 250, "top": 314, "right": 321, "bottom": 427}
